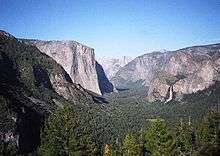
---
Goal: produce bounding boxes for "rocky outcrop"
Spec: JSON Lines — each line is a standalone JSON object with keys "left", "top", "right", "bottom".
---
{"left": 23, "top": 39, "right": 102, "bottom": 95}
{"left": 98, "top": 56, "right": 133, "bottom": 79}
{"left": 112, "top": 45, "right": 220, "bottom": 102}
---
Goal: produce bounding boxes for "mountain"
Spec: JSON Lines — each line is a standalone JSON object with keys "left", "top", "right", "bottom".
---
{"left": 1, "top": 30, "right": 219, "bottom": 155}
{"left": 97, "top": 56, "right": 133, "bottom": 79}
{"left": 0, "top": 30, "right": 102, "bottom": 154}
{"left": 22, "top": 39, "right": 106, "bottom": 95}
{"left": 111, "top": 45, "right": 220, "bottom": 102}
{"left": 111, "top": 51, "right": 170, "bottom": 88}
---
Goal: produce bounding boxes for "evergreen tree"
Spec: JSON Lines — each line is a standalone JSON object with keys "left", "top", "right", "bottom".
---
{"left": 176, "top": 118, "right": 195, "bottom": 155}
{"left": 38, "top": 104, "right": 97, "bottom": 156}
{"left": 144, "top": 118, "right": 175, "bottom": 156}
{"left": 197, "top": 110, "right": 220, "bottom": 156}
{"left": 122, "top": 131, "right": 139, "bottom": 156}
{"left": 139, "top": 129, "right": 146, "bottom": 156}
{"left": 109, "top": 148, "right": 121, "bottom": 156}
{"left": 108, "top": 138, "right": 122, "bottom": 156}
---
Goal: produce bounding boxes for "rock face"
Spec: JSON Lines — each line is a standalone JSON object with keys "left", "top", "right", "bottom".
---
{"left": 0, "top": 30, "right": 98, "bottom": 154}
{"left": 95, "top": 61, "right": 114, "bottom": 94}
{"left": 111, "top": 52, "right": 171, "bottom": 87}
{"left": 97, "top": 56, "right": 133, "bottom": 79}
{"left": 22, "top": 39, "right": 102, "bottom": 95}
{"left": 112, "top": 45, "right": 220, "bottom": 102}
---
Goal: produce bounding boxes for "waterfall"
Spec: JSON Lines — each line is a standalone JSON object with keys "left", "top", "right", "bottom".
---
{"left": 165, "top": 85, "right": 173, "bottom": 103}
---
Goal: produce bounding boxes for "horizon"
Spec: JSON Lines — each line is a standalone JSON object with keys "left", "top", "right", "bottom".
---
{"left": 16, "top": 35, "right": 220, "bottom": 59}
{"left": 1, "top": 0, "right": 220, "bottom": 57}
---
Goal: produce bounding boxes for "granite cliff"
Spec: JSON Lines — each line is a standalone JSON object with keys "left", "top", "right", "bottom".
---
{"left": 22, "top": 39, "right": 104, "bottom": 95}
{"left": 111, "top": 51, "right": 170, "bottom": 88}
{"left": 95, "top": 61, "right": 114, "bottom": 94}
{"left": 112, "top": 45, "right": 220, "bottom": 102}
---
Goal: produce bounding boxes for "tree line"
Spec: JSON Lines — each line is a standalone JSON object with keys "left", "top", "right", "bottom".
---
{"left": 38, "top": 105, "right": 220, "bottom": 156}
{"left": 1, "top": 104, "right": 219, "bottom": 156}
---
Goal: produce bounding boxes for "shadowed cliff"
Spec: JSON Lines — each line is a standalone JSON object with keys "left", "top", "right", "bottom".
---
{"left": 95, "top": 61, "right": 114, "bottom": 94}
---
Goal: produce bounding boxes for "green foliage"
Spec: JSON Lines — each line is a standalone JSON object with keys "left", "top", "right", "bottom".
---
{"left": 122, "top": 132, "right": 139, "bottom": 156}
{"left": 0, "top": 96, "right": 17, "bottom": 156}
{"left": 99, "top": 81, "right": 219, "bottom": 146}
{"left": 196, "top": 110, "right": 220, "bottom": 155}
{"left": 175, "top": 118, "right": 195, "bottom": 155}
{"left": 109, "top": 148, "right": 121, "bottom": 156}
{"left": 197, "top": 110, "right": 220, "bottom": 144}
{"left": 0, "top": 141, "right": 17, "bottom": 156}
{"left": 144, "top": 118, "right": 175, "bottom": 156}
{"left": 39, "top": 105, "right": 97, "bottom": 156}
{"left": 0, "top": 96, "right": 14, "bottom": 133}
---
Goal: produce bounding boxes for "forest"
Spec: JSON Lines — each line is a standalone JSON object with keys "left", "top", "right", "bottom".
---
{"left": 1, "top": 83, "right": 220, "bottom": 156}
{"left": 15, "top": 105, "right": 220, "bottom": 156}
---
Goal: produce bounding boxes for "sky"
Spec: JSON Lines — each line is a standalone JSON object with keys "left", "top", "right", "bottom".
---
{"left": 0, "top": 0, "right": 220, "bottom": 58}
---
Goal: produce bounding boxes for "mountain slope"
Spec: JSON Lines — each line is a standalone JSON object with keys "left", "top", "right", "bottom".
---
{"left": 111, "top": 45, "right": 220, "bottom": 101}
{"left": 22, "top": 39, "right": 103, "bottom": 95}
{"left": 111, "top": 51, "right": 171, "bottom": 88}
{"left": 0, "top": 30, "right": 99, "bottom": 154}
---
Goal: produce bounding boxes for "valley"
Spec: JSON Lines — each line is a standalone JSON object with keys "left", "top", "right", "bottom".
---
{"left": 0, "top": 30, "right": 219, "bottom": 155}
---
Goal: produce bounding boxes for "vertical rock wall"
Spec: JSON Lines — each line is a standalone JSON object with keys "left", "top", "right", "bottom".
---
{"left": 23, "top": 40, "right": 102, "bottom": 95}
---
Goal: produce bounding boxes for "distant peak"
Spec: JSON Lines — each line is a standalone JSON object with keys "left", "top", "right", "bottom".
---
{"left": 0, "top": 30, "right": 16, "bottom": 39}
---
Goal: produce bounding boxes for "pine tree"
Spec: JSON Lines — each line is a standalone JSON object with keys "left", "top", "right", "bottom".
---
{"left": 38, "top": 104, "right": 97, "bottom": 156}
{"left": 109, "top": 148, "right": 121, "bottom": 156}
{"left": 109, "top": 138, "right": 122, "bottom": 156}
{"left": 122, "top": 131, "right": 139, "bottom": 156}
{"left": 197, "top": 110, "right": 220, "bottom": 156}
{"left": 176, "top": 117, "right": 195, "bottom": 155}
{"left": 139, "top": 128, "right": 146, "bottom": 156}
{"left": 144, "top": 118, "right": 175, "bottom": 156}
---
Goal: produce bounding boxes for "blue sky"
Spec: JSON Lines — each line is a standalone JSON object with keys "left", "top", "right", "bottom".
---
{"left": 0, "top": 0, "right": 220, "bottom": 57}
